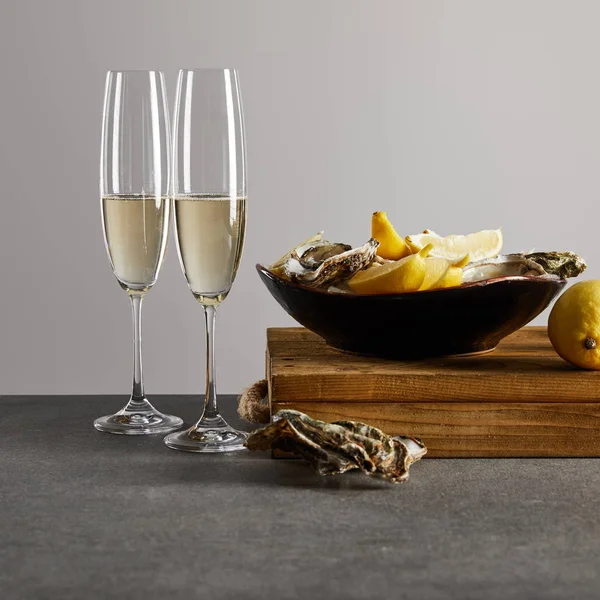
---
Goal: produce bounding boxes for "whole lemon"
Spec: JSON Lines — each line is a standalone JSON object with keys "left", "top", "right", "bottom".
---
{"left": 548, "top": 280, "right": 600, "bottom": 369}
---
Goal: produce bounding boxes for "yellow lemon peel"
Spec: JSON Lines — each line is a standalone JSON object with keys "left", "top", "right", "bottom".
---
{"left": 549, "top": 281, "right": 600, "bottom": 370}
{"left": 348, "top": 244, "right": 433, "bottom": 294}
{"left": 371, "top": 212, "right": 412, "bottom": 260}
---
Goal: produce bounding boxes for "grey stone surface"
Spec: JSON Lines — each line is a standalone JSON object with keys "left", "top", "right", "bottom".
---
{"left": 1, "top": 395, "right": 599, "bottom": 600}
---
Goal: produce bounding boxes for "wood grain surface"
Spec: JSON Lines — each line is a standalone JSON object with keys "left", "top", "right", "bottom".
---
{"left": 267, "top": 327, "right": 600, "bottom": 457}
{"left": 268, "top": 327, "right": 600, "bottom": 403}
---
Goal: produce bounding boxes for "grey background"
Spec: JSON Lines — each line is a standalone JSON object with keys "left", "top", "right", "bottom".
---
{"left": 0, "top": 0, "right": 597, "bottom": 395}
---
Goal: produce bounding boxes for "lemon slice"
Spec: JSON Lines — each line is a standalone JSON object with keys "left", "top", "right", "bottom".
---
{"left": 405, "top": 229, "right": 502, "bottom": 262}
{"left": 348, "top": 244, "right": 432, "bottom": 294}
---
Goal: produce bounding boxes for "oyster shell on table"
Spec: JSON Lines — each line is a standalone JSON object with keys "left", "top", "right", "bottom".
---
{"left": 269, "top": 235, "right": 379, "bottom": 289}
{"left": 245, "top": 409, "right": 427, "bottom": 484}
{"left": 462, "top": 251, "right": 586, "bottom": 284}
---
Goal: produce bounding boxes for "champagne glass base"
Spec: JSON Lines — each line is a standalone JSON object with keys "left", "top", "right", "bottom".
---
{"left": 164, "top": 422, "right": 248, "bottom": 453}
{"left": 94, "top": 405, "right": 183, "bottom": 435}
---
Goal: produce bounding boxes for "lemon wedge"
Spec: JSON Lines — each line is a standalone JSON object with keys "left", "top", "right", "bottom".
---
{"left": 405, "top": 229, "right": 440, "bottom": 253}
{"left": 434, "top": 266, "right": 463, "bottom": 289}
{"left": 420, "top": 254, "right": 469, "bottom": 290}
{"left": 371, "top": 211, "right": 412, "bottom": 260}
{"left": 419, "top": 257, "right": 450, "bottom": 290}
{"left": 348, "top": 244, "right": 433, "bottom": 294}
{"left": 405, "top": 229, "right": 502, "bottom": 262}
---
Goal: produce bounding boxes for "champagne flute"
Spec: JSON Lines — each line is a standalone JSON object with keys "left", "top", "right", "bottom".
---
{"left": 95, "top": 70, "right": 183, "bottom": 435}
{"left": 164, "top": 68, "right": 247, "bottom": 453}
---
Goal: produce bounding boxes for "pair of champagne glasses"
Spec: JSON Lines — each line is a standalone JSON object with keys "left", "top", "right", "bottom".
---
{"left": 95, "top": 69, "right": 247, "bottom": 453}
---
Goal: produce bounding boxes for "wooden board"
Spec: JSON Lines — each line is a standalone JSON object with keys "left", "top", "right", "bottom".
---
{"left": 267, "top": 327, "right": 600, "bottom": 457}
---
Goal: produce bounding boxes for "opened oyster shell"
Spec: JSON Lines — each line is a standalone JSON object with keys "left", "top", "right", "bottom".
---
{"left": 269, "top": 232, "right": 324, "bottom": 273}
{"left": 270, "top": 234, "right": 379, "bottom": 289}
{"left": 245, "top": 410, "right": 426, "bottom": 484}
{"left": 463, "top": 254, "right": 548, "bottom": 283}
{"left": 463, "top": 252, "right": 587, "bottom": 284}
{"left": 296, "top": 241, "right": 352, "bottom": 269}
{"left": 526, "top": 251, "right": 587, "bottom": 279}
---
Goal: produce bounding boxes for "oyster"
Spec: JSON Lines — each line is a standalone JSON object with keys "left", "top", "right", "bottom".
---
{"left": 271, "top": 237, "right": 379, "bottom": 288}
{"left": 245, "top": 409, "right": 427, "bottom": 484}
{"left": 462, "top": 251, "right": 586, "bottom": 283}
{"left": 462, "top": 254, "right": 549, "bottom": 283}
{"left": 297, "top": 241, "right": 352, "bottom": 269}
{"left": 526, "top": 251, "right": 587, "bottom": 279}
{"left": 269, "top": 231, "right": 324, "bottom": 274}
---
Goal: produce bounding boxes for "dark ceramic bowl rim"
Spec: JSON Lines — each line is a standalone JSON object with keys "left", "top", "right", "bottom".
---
{"left": 256, "top": 263, "right": 563, "bottom": 299}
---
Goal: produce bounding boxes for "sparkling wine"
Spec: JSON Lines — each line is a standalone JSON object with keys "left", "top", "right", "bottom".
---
{"left": 102, "top": 195, "right": 170, "bottom": 293}
{"left": 174, "top": 194, "right": 246, "bottom": 304}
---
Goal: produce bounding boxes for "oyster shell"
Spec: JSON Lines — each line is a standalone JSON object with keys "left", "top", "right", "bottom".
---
{"left": 269, "top": 231, "right": 323, "bottom": 274}
{"left": 526, "top": 251, "right": 587, "bottom": 279}
{"left": 245, "top": 409, "right": 427, "bottom": 484}
{"left": 462, "top": 254, "right": 549, "bottom": 283}
{"left": 462, "top": 251, "right": 587, "bottom": 283}
{"left": 273, "top": 238, "right": 379, "bottom": 288}
{"left": 297, "top": 241, "right": 352, "bottom": 269}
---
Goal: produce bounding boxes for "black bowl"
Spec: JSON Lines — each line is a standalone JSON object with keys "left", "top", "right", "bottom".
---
{"left": 257, "top": 264, "right": 566, "bottom": 359}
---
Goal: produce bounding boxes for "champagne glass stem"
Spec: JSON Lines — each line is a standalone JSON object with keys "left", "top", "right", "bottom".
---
{"left": 125, "top": 293, "right": 149, "bottom": 411}
{"left": 197, "top": 304, "right": 224, "bottom": 425}
{"left": 95, "top": 287, "right": 183, "bottom": 432}
{"left": 164, "top": 299, "right": 246, "bottom": 451}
